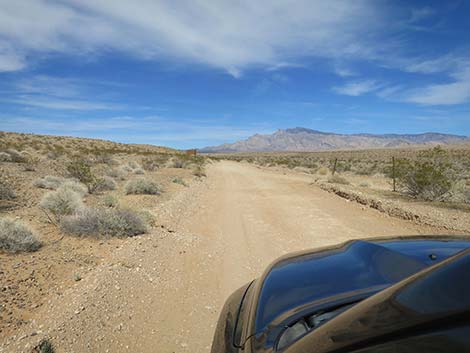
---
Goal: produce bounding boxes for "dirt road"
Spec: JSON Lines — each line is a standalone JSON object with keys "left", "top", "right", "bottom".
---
{"left": 1, "top": 161, "right": 445, "bottom": 353}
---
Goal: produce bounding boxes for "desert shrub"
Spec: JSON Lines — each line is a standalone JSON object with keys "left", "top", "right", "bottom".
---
{"left": 317, "top": 167, "right": 329, "bottom": 175}
{"left": 128, "top": 161, "right": 139, "bottom": 169}
{"left": 0, "top": 174, "right": 16, "bottom": 200}
{"left": 166, "top": 157, "right": 186, "bottom": 168}
{"left": 36, "top": 338, "right": 55, "bottom": 353}
{"left": 94, "top": 176, "right": 116, "bottom": 192}
{"left": 60, "top": 208, "right": 147, "bottom": 238}
{"left": 0, "top": 218, "right": 41, "bottom": 253}
{"left": 172, "top": 177, "right": 187, "bottom": 186}
{"left": 107, "top": 168, "right": 126, "bottom": 180}
{"left": 94, "top": 154, "right": 118, "bottom": 165}
{"left": 192, "top": 165, "right": 206, "bottom": 177}
{"left": 58, "top": 180, "right": 88, "bottom": 196}
{"left": 134, "top": 167, "right": 145, "bottom": 175}
{"left": 358, "top": 182, "right": 370, "bottom": 188}
{"left": 66, "top": 159, "right": 102, "bottom": 193}
{"left": 125, "top": 178, "right": 161, "bottom": 195}
{"left": 23, "top": 154, "right": 40, "bottom": 171}
{"left": 5, "top": 149, "right": 26, "bottom": 163}
{"left": 40, "top": 188, "right": 84, "bottom": 217}
{"left": 446, "top": 181, "right": 470, "bottom": 203}
{"left": 0, "top": 152, "right": 12, "bottom": 162}
{"left": 142, "top": 157, "right": 159, "bottom": 171}
{"left": 120, "top": 165, "right": 133, "bottom": 173}
{"left": 103, "top": 194, "right": 118, "bottom": 207}
{"left": 33, "top": 176, "right": 64, "bottom": 190}
{"left": 395, "top": 149, "right": 455, "bottom": 201}
{"left": 328, "top": 175, "right": 350, "bottom": 185}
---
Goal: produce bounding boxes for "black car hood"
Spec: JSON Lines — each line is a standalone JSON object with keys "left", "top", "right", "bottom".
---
{"left": 253, "top": 238, "right": 470, "bottom": 335}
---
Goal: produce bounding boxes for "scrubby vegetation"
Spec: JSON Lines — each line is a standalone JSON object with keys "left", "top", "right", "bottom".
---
{"left": 172, "top": 177, "right": 187, "bottom": 186}
{"left": 125, "top": 178, "right": 161, "bottom": 195}
{"left": 103, "top": 194, "right": 118, "bottom": 207}
{"left": 34, "top": 176, "right": 64, "bottom": 190}
{"left": 328, "top": 175, "right": 350, "bottom": 185}
{"left": 0, "top": 172, "right": 16, "bottom": 200}
{"left": 60, "top": 208, "right": 147, "bottom": 238}
{"left": 36, "top": 338, "right": 55, "bottom": 353}
{"left": 215, "top": 145, "right": 470, "bottom": 203}
{"left": 40, "top": 188, "right": 84, "bottom": 217}
{"left": 0, "top": 218, "right": 41, "bottom": 253}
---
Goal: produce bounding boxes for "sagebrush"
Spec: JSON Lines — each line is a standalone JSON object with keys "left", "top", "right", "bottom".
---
{"left": 125, "top": 178, "right": 161, "bottom": 195}
{"left": 40, "top": 188, "right": 84, "bottom": 216}
{"left": 60, "top": 208, "right": 147, "bottom": 238}
{"left": 0, "top": 218, "right": 41, "bottom": 253}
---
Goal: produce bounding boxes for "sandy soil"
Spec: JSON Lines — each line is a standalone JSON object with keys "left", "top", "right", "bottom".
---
{"left": 1, "top": 161, "right": 452, "bottom": 353}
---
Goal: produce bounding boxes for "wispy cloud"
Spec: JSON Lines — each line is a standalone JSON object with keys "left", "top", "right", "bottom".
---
{"left": 333, "top": 80, "right": 381, "bottom": 96}
{"left": 8, "top": 96, "right": 124, "bottom": 110}
{"left": 0, "top": 0, "right": 388, "bottom": 76}
{"left": 3, "top": 75, "right": 128, "bottom": 111}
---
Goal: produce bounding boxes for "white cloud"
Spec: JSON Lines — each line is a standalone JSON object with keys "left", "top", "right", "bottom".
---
{"left": 401, "top": 59, "right": 470, "bottom": 105}
{"left": 0, "top": 0, "right": 384, "bottom": 76}
{"left": 9, "top": 95, "right": 124, "bottom": 110}
{"left": 404, "top": 80, "right": 470, "bottom": 105}
{"left": 333, "top": 80, "right": 381, "bottom": 96}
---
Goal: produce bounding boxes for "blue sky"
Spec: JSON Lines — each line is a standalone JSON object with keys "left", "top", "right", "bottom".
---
{"left": 0, "top": 0, "right": 469, "bottom": 149}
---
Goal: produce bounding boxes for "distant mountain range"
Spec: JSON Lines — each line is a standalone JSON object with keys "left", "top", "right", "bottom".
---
{"left": 200, "top": 128, "right": 470, "bottom": 153}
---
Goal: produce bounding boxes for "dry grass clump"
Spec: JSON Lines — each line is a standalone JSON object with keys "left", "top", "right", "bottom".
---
{"left": 0, "top": 173, "right": 16, "bottom": 200}
{"left": 328, "top": 175, "right": 350, "bottom": 185}
{"left": 40, "top": 188, "right": 84, "bottom": 216}
{"left": 107, "top": 168, "right": 126, "bottom": 180}
{"left": 192, "top": 165, "right": 206, "bottom": 177}
{"left": 134, "top": 167, "right": 145, "bottom": 175}
{"left": 58, "top": 180, "right": 88, "bottom": 196}
{"left": 60, "top": 208, "right": 147, "bottom": 238}
{"left": 0, "top": 151, "right": 12, "bottom": 162}
{"left": 317, "top": 167, "right": 329, "bottom": 175}
{"left": 102, "top": 194, "right": 118, "bottom": 207}
{"left": 94, "top": 176, "right": 117, "bottom": 192}
{"left": 166, "top": 157, "right": 186, "bottom": 168}
{"left": 172, "top": 177, "right": 187, "bottom": 186}
{"left": 33, "top": 176, "right": 64, "bottom": 190}
{"left": 5, "top": 149, "right": 26, "bottom": 163}
{"left": 0, "top": 218, "right": 41, "bottom": 253}
{"left": 125, "top": 178, "right": 161, "bottom": 195}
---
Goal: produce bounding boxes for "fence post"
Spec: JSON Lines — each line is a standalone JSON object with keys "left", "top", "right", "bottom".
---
{"left": 392, "top": 156, "right": 396, "bottom": 192}
{"left": 332, "top": 158, "right": 338, "bottom": 176}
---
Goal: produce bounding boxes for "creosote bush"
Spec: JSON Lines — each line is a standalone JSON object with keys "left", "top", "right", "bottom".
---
{"left": 40, "top": 188, "right": 84, "bottom": 217}
{"left": 395, "top": 147, "right": 455, "bottom": 201}
{"left": 66, "top": 159, "right": 102, "bottom": 194}
{"left": 125, "top": 178, "right": 161, "bottom": 195}
{"left": 60, "top": 208, "right": 147, "bottom": 238}
{"left": 0, "top": 218, "right": 41, "bottom": 253}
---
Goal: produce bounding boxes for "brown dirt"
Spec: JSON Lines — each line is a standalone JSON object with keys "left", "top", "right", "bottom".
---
{"left": 1, "top": 161, "right": 457, "bottom": 353}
